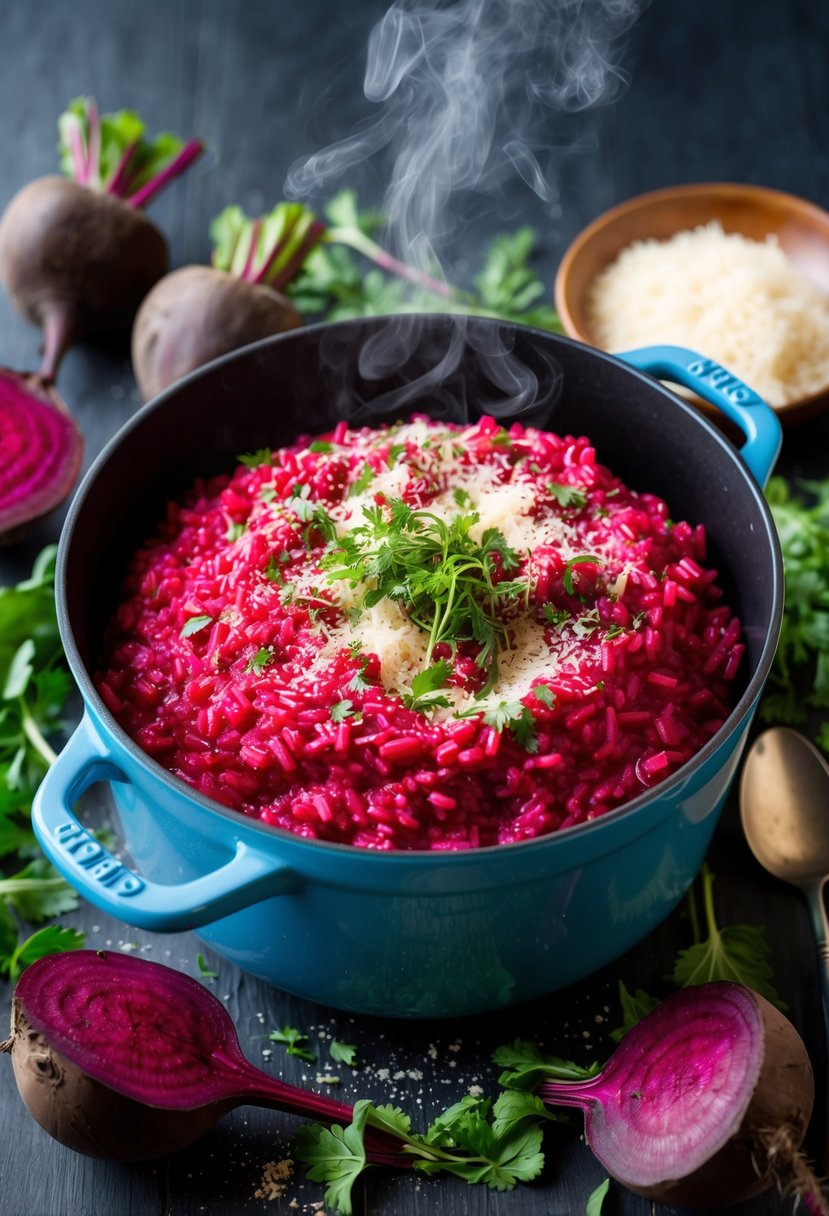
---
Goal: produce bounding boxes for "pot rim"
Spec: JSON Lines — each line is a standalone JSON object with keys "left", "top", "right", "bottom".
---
{"left": 57, "top": 317, "right": 784, "bottom": 862}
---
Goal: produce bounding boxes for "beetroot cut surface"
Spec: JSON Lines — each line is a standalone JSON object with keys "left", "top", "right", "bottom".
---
{"left": 538, "top": 981, "right": 815, "bottom": 1206}
{"left": 0, "top": 368, "right": 83, "bottom": 542}
{"left": 13, "top": 950, "right": 348, "bottom": 1118}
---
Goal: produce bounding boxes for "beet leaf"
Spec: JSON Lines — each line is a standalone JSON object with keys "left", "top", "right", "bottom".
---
{"left": 57, "top": 96, "right": 203, "bottom": 206}
{"left": 210, "top": 203, "right": 326, "bottom": 291}
{"left": 672, "top": 864, "right": 783, "bottom": 1005}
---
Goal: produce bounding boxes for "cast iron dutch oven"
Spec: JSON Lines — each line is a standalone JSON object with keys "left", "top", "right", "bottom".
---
{"left": 32, "top": 316, "right": 783, "bottom": 1018}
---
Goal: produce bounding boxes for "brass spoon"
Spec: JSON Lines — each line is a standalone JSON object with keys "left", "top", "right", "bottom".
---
{"left": 740, "top": 725, "right": 829, "bottom": 1028}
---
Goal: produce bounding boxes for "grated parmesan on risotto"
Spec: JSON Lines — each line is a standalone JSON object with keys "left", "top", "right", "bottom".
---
{"left": 586, "top": 221, "right": 829, "bottom": 406}
{"left": 96, "top": 414, "right": 743, "bottom": 851}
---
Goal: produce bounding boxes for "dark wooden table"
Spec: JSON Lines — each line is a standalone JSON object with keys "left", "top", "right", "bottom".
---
{"left": 2, "top": 1, "right": 829, "bottom": 1213}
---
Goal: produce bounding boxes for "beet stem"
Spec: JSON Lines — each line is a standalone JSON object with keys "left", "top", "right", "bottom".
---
{"left": 215, "top": 1054, "right": 409, "bottom": 1165}
{"left": 250, "top": 211, "right": 301, "bottom": 285}
{"left": 68, "top": 120, "right": 89, "bottom": 183}
{"left": 85, "top": 100, "right": 102, "bottom": 188}
{"left": 327, "top": 225, "right": 457, "bottom": 300}
{"left": 240, "top": 219, "right": 263, "bottom": 281}
{"left": 127, "top": 138, "right": 204, "bottom": 209}
{"left": 105, "top": 140, "right": 140, "bottom": 197}
{"left": 269, "top": 221, "right": 327, "bottom": 292}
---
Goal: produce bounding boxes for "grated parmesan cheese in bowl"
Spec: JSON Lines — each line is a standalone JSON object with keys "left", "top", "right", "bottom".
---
{"left": 585, "top": 221, "right": 829, "bottom": 407}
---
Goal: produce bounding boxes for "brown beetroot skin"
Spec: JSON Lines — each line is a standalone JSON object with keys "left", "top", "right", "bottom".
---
{"left": 0, "top": 176, "right": 168, "bottom": 340}
{"left": 629, "top": 993, "right": 815, "bottom": 1208}
{"left": 131, "top": 264, "right": 303, "bottom": 400}
{"left": 0, "top": 1001, "right": 231, "bottom": 1161}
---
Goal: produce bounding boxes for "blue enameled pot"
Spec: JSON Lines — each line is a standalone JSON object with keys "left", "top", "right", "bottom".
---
{"left": 32, "top": 317, "right": 782, "bottom": 1018}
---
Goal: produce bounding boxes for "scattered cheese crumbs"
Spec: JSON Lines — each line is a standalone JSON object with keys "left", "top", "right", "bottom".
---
{"left": 316, "top": 1074, "right": 341, "bottom": 1085}
{"left": 467, "top": 1084, "right": 485, "bottom": 1097}
{"left": 253, "top": 1157, "right": 294, "bottom": 1201}
{"left": 586, "top": 220, "right": 829, "bottom": 407}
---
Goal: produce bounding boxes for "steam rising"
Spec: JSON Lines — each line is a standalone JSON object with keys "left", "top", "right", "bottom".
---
{"left": 288, "top": 0, "right": 643, "bottom": 417}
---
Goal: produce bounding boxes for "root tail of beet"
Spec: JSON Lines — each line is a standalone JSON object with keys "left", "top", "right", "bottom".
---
{"left": 38, "top": 303, "right": 76, "bottom": 383}
{"left": 757, "top": 1125, "right": 829, "bottom": 1215}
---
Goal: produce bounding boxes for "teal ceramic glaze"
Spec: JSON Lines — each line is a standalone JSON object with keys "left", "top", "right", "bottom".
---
{"left": 32, "top": 319, "right": 783, "bottom": 1018}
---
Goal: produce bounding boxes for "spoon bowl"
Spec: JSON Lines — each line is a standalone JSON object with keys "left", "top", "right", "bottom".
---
{"left": 740, "top": 726, "right": 829, "bottom": 885}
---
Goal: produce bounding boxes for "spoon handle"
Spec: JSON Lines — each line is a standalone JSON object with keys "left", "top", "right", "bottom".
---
{"left": 807, "top": 881, "right": 829, "bottom": 1175}
{"left": 807, "top": 881, "right": 829, "bottom": 1037}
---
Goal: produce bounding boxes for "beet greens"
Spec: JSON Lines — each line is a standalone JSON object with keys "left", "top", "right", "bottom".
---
{"left": 131, "top": 189, "right": 562, "bottom": 400}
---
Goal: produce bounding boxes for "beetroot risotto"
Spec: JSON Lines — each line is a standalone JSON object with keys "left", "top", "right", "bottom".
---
{"left": 95, "top": 414, "right": 743, "bottom": 850}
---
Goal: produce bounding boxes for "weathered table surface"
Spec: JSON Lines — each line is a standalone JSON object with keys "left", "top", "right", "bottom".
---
{"left": 2, "top": 1, "right": 829, "bottom": 1213}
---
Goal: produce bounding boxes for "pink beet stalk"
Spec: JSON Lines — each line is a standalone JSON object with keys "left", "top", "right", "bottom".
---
{"left": 126, "top": 138, "right": 204, "bottom": 209}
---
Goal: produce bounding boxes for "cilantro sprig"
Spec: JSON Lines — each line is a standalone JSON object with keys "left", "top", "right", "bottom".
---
{"left": 268, "top": 1024, "right": 317, "bottom": 1062}
{"left": 295, "top": 1094, "right": 548, "bottom": 1215}
{"left": 324, "top": 499, "right": 527, "bottom": 696}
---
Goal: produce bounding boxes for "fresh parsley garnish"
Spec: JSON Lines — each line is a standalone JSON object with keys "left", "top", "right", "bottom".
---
{"left": 289, "top": 484, "right": 338, "bottom": 545}
{"left": 329, "top": 1039, "right": 358, "bottom": 1066}
{"left": 543, "top": 605, "right": 571, "bottom": 629}
{"left": 349, "top": 463, "right": 376, "bottom": 497}
{"left": 268, "top": 1025, "right": 317, "bottom": 1062}
{"left": 238, "top": 448, "right": 273, "bottom": 468}
{"left": 324, "top": 500, "right": 527, "bottom": 695}
{"left": 244, "top": 647, "right": 273, "bottom": 674}
{"left": 482, "top": 701, "right": 538, "bottom": 753}
{"left": 547, "top": 482, "right": 587, "bottom": 509}
{"left": 532, "top": 683, "right": 556, "bottom": 708}
{"left": 562, "top": 554, "right": 602, "bottom": 597}
{"left": 225, "top": 521, "right": 247, "bottom": 542}
{"left": 347, "top": 658, "right": 373, "bottom": 693}
{"left": 0, "top": 548, "right": 85, "bottom": 977}
{"left": 330, "top": 699, "right": 356, "bottom": 723}
{"left": 196, "top": 952, "right": 219, "bottom": 981}
{"left": 401, "top": 661, "right": 453, "bottom": 712}
{"left": 180, "top": 614, "right": 213, "bottom": 638}
{"left": 309, "top": 440, "right": 333, "bottom": 453}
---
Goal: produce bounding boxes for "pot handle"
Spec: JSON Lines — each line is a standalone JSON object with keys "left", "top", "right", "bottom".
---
{"left": 31, "top": 714, "right": 300, "bottom": 932}
{"left": 618, "top": 345, "right": 782, "bottom": 487}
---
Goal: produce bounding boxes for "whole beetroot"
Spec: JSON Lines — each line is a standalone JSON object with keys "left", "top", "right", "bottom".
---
{"left": 0, "top": 97, "right": 203, "bottom": 381}
{"left": 131, "top": 202, "right": 320, "bottom": 400}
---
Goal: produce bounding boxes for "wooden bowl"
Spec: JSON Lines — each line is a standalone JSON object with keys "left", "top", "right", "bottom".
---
{"left": 554, "top": 182, "right": 829, "bottom": 423}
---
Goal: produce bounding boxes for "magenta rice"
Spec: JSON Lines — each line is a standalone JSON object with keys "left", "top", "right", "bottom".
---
{"left": 95, "top": 413, "right": 744, "bottom": 851}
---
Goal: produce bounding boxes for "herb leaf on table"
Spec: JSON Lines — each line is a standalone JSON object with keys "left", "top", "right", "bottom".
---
{"left": 0, "top": 547, "right": 84, "bottom": 978}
